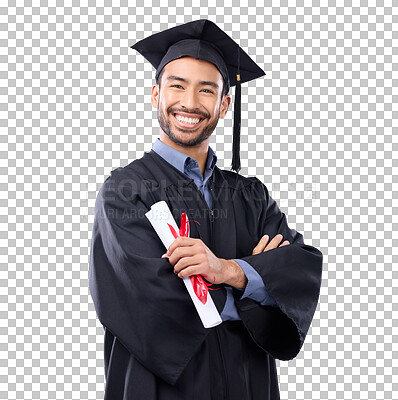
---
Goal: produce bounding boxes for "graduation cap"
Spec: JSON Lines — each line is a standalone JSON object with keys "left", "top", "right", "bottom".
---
{"left": 131, "top": 19, "right": 266, "bottom": 173}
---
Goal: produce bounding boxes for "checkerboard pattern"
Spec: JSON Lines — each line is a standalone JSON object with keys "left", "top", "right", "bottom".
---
{"left": 1, "top": 2, "right": 396, "bottom": 399}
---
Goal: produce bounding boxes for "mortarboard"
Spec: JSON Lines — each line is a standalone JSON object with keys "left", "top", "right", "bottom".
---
{"left": 131, "top": 19, "right": 266, "bottom": 173}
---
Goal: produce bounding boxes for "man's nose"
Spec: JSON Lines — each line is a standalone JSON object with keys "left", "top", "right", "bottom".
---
{"left": 180, "top": 89, "right": 199, "bottom": 110}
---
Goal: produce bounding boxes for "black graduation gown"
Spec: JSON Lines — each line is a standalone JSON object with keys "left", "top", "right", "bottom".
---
{"left": 88, "top": 149, "right": 323, "bottom": 400}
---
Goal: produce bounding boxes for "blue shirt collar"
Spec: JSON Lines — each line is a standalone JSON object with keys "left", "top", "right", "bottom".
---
{"left": 152, "top": 138, "right": 217, "bottom": 176}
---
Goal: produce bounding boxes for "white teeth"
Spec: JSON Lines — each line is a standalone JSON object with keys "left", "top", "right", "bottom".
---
{"left": 175, "top": 114, "right": 200, "bottom": 124}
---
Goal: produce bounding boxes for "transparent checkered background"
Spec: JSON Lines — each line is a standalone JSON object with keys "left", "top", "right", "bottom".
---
{"left": 1, "top": 1, "right": 396, "bottom": 399}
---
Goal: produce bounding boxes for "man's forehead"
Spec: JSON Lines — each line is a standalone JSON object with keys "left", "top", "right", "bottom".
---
{"left": 163, "top": 57, "right": 223, "bottom": 83}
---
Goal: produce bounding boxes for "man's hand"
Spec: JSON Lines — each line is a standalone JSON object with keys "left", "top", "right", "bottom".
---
{"left": 161, "top": 237, "right": 246, "bottom": 288}
{"left": 252, "top": 233, "right": 290, "bottom": 255}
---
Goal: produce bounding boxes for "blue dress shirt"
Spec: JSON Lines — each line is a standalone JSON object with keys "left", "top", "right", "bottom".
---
{"left": 152, "top": 138, "right": 277, "bottom": 321}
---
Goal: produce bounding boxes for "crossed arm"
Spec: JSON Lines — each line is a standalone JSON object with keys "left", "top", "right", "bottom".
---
{"left": 162, "top": 233, "right": 290, "bottom": 290}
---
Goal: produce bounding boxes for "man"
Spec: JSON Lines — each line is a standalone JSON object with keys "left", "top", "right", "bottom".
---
{"left": 89, "top": 19, "right": 323, "bottom": 400}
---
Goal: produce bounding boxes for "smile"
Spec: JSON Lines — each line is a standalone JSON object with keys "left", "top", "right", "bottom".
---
{"left": 172, "top": 113, "right": 204, "bottom": 129}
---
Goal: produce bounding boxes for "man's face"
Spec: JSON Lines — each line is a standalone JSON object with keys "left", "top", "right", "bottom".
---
{"left": 151, "top": 56, "right": 231, "bottom": 147}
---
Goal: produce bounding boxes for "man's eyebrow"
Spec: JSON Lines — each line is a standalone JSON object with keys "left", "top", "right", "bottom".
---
{"left": 166, "top": 75, "right": 219, "bottom": 90}
{"left": 166, "top": 75, "right": 188, "bottom": 83}
{"left": 199, "top": 80, "right": 219, "bottom": 90}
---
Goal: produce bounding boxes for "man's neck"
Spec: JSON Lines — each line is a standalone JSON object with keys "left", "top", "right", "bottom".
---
{"left": 159, "top": 131, "right": 210, "bottom": 177}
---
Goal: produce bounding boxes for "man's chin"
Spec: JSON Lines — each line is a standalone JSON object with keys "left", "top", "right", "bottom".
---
{"left": 169, "top": 135, "right": 202, "bottom": 147}
{"left": 166, "top": 129, "right": 210, "bottom": 147}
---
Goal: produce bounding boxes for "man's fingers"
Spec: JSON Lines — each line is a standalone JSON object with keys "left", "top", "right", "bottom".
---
{"left": 167, "top": 246, "right": 197, "bottom": 266}
{"left": 252, "top": 234, "right": 269, "bottom": 255}
{"left": 174, "top": 256, "right": 201, "bottom": 275}
{"left": 177, "top": 264, "right": 203, "bottom": 279}
{"left": 264, "top": 234, "right": 284, "bottom": 251}
{"left": 252, "top": 234, "right": 290, "bottom": 255}
{"left": 166, "top": 236, "right": 197, "bottom": 257}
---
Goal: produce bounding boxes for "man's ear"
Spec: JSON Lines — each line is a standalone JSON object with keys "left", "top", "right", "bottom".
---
{"left": 151, "top": 84, "right": 160, "bottom": 108}
{"left": 219, "top": 94, "right": 232, "bottom": 119}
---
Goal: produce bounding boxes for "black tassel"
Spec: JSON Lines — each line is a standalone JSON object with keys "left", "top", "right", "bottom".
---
{"left": 232, "top": 75, "right": 241, "bottom": 173}
{"left": 232, "top": 45, "right": 241, "bottom": 174}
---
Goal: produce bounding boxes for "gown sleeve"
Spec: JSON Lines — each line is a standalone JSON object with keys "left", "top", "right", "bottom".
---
{"left": 233, "top": 178, "right": 323, "bottom": 361}
{"left": 88, "top": 172, "right": 208, "bottom": 385}
{"left": 233, "top": 259, "right": 277, "bottom": 306}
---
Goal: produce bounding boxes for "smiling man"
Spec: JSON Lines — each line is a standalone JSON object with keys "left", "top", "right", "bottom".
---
{"left": 155, "top": 58, "right": 226, "bottom": 148}
{"left": 153, "top": 57, "right": 230, "bottom": 173}
{"left": 89, "top": 19, "right": 323, "bottom": 400}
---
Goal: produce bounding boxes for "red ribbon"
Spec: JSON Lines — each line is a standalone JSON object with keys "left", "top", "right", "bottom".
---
{"left": 167, "top": 223, "right": 179, "bottom": 239}
{"left": 167, "top": 213, "right": 215, "bottom": 304}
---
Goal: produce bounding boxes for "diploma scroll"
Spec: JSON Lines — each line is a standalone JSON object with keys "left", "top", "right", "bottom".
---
{"left": 145, "top": 200, "right": 222, "bottom": 329}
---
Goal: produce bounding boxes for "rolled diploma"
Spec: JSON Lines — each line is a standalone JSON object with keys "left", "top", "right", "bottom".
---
{"left": 145, "top": 200, "right": 222, "bottom": 329}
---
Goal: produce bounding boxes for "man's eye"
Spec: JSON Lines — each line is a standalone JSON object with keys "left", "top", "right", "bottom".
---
{"left": 171, "top": 84, "right": 183, "bottom": 89}
{"left": 201, "top": 89, "right": 214, "bottom": 94}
